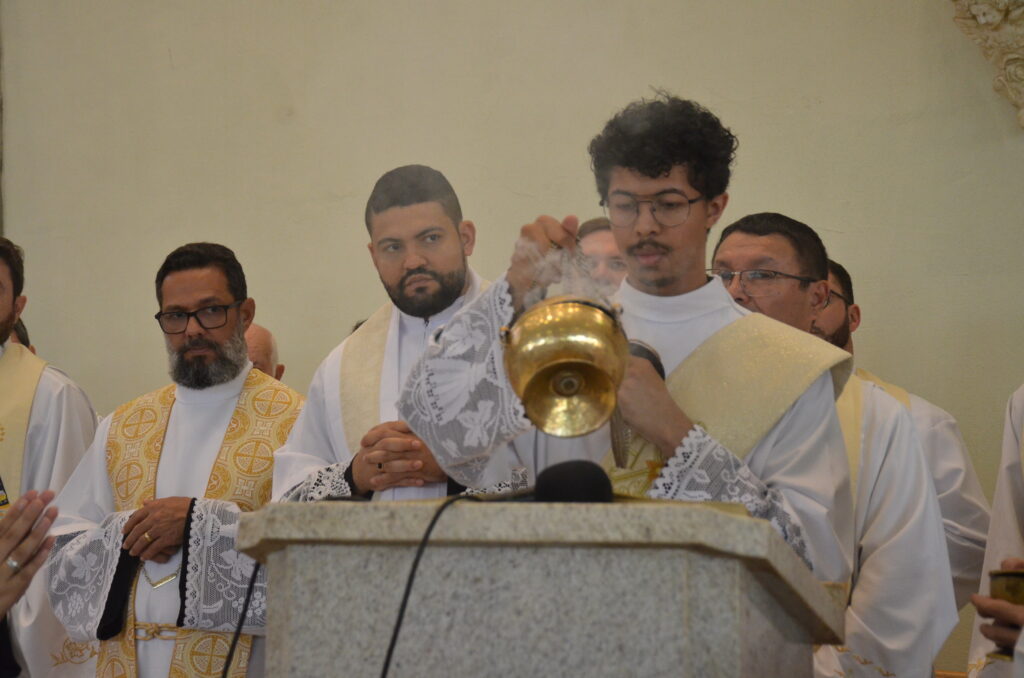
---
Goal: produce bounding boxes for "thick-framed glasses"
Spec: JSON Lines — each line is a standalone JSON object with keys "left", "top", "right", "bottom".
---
{"left": 707, "top": 268, "right": 818, "bottom": 298}
{"left": 603, "top": 191, "right": 704, "bottom": 229}
{"left": 154, "top": 301, "right": 242, "bottom": 334}
{"left": 827, "top": 289, "right": 852, "bottom": 308}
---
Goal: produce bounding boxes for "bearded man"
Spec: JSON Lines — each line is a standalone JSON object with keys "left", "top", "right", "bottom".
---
{"left": 273, "top": 165, "right": 522, "bottom": 503}
{"left": 47, "top": 243, "right": 304, "bottom": 677}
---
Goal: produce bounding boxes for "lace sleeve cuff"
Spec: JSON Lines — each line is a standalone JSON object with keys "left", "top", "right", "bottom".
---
{"left": 279, "top": 460, "right": 355, "bottom": 502}
{"left": 180, "top": 499, "right": 266, "bottom": 634}
{"left": 648, "top": 426, "right": 811, "bottom": 567}
{"left": 48, "top": 511, "right": 134, "bottom": 642}
{"left": 399, "top": 276, "right": 533, "bottom": 488}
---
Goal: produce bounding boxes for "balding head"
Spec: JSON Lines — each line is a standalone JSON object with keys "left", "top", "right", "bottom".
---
{"left": 245, "top": 323, "right": 284, "bottom": 381}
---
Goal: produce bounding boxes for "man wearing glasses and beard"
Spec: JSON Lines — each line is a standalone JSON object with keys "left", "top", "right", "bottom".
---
{"left": 47, "top": 242, "right": 304, "bottom": 678}
{"left": 274, "top": 165, "right": 524, "bottom": 504}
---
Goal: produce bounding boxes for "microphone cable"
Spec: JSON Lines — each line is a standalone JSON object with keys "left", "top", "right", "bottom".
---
{"left": 380, "top": 493, "right": 481, "bottom": 678}
{"left": 221, "top": 561, "right": 262, "bottom": 678}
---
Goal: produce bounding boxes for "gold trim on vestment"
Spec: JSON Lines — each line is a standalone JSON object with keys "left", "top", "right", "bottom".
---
{"left": 605, "top": 313, "right": 853, "bottom": 497}
{"left": 0, "top": 342, "right": 48, "bottom": 505}
{"left": 97, "top": 369, "right": 303, "bottom": 678}
{"left": 835, "top": 374, "right": 865, "bottom": 497}
{"left": 854, "top": 368, "right": 911, "bottom": 410}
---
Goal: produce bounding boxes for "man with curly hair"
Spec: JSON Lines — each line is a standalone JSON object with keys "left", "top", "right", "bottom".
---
{"left": 397, "top": 94, "right": 856, "bottom": 597}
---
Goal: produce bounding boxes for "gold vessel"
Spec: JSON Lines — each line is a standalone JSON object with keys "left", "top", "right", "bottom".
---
{"left": 502, "top": 295, "right": 629, "bottom": 437}
{"left": 990, "top": 569, "right": 1024, "bottom": 605}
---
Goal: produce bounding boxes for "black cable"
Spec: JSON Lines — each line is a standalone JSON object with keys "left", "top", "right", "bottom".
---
{"left": 221, "top": 561, "right": 261, "bottom": 678}
{"left": 380, "top": 494, "right": 481, "bottom": 678}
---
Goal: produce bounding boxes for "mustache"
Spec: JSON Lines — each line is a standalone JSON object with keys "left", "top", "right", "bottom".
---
{"left": 400, "top": 268, "right": 442, "bottom": 288}
{"left": 625, "top": 239, "right": 670, "bottom": 257}
{"left": 177, "top": 337, "right": 221, "bottom": 356}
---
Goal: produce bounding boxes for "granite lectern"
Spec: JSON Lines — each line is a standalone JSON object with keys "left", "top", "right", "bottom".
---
{"left": 237, "top": 500, "right": 844, "bottom": 677}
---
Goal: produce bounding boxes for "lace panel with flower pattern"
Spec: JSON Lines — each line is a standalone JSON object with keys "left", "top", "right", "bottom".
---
{"left": 47, "top": 512, "right": 132, "bottom": 641}
{"left": 398, "top": 277, "right": 532, "bottom": 488}
{"left": 181, "top": 499, "right": 265, "bottom": 634}
{"left": 280, "top": 461, "right": 353, "bottom": 502}
{"left": 649, "top": 425, "right": 811, "bottom": 567}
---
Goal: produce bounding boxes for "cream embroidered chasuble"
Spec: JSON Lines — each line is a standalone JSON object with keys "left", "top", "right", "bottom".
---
{"left": 605, "top": 313, "right": 852, "bottom": 497}
{"left": 835, "top": 373, "right": 865, "bottom": 497}
{"left": 97, "top": 369, "right": 302, "bottom": 678}
{"left": 0, "top": 342, "right": 48, "bottom": 506}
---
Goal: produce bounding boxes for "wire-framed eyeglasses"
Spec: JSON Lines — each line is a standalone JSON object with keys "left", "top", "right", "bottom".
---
{"left": 708, "top": 268, "right": 818, "bottom": 298}
{"left": 603, "top": 190, "right": 704, "bottom": 229}
{"left": 154, "top": 301, "right": 242, "bottom": 334}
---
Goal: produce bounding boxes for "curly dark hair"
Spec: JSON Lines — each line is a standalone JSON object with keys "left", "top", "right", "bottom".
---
{"left": 588, "top": 92, "right": 738, "bottom": 203}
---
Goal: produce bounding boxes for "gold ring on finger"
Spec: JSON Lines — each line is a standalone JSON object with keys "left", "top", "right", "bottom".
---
{"left": 144, "top": 531, "right": 154, "bottom": 543}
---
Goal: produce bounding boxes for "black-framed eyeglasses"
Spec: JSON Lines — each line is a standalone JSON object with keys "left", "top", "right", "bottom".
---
{"left": 603, "top": 191, "right": 704, "bottom": 229}
{"left": 708, "top": 268, "right": 818, "bottom": 298}
{"left": 827, "top": 289, "right": 852, "bottom": 307}
{"left": 154, "top": 301, "right": 242, "bottom": 334}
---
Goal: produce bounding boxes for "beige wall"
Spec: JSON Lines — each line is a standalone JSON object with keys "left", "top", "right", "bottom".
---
{"left": 3, "top": 1, "right": 1023, "bottom": 668}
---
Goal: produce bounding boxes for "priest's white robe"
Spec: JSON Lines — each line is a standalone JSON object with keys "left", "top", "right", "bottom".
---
{"left": 397, "top": 275, "right": 854, "bottom": 583}
{"left": 969, "top": 385, "right": 1024, "bottom": 678}
{"left": 905, "top": 392, "right": 990, "bottom": 610}
{"left": 47, "top": 365, "right": 269, "bottom": 677}
{"left": 815, "top": 378, "right": 956, "bottom": 677}
{"left": 273, "top": 271, "right": 524, "bottom": 502}
{"left": 2, "top": 341, "right": 98, "bottom": 678}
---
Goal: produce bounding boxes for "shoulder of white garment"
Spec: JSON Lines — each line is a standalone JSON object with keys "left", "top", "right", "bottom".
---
{"left": 33, "top": 364, "right": 96, "bottom": 416}
{"left": 614, "top": 274, "right": 747, "bottom": 322}
{"left": 1010, "top": 383, "right": 1024, "bottom": 434}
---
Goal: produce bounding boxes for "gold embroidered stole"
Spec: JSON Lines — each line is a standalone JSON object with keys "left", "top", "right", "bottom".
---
{"left": 605, "top": 313, "right": 853, "bottom": 497}
{"left": 97, "top": 369, "right": 303, "bottom": 678}
{"left": 854, "top": 367, "right": 912, "bottom": 409}
{"left": 0, "top": 343, "right": 48, "bottom": 508}
{"left": 339, "top": 281, "right": 490, "bottom": 456}
{"left": 835, "top": 373, "right": 865, "bottom": 497}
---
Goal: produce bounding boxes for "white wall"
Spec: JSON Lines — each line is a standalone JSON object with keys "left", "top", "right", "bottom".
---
{"left": 4, "top": 1, "right": 1023, "bottom": 668}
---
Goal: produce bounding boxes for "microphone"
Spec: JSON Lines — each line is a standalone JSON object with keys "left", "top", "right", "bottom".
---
{"left": 610, "top": 341, "right": 665, "bottom": 468}
{"left": 533, "top": 460, "right": 613, "bottom": 503}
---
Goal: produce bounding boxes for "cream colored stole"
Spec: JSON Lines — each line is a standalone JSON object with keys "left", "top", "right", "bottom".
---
{"left": 0, "top": 342, "right": 48, "bottom": 508}
{"left": 835, "top": 373, "right": 865, "bottom": 497}
{"left": 97, "top": 369, "right": 303, "bottom": 678}
{"left": 339, "top": 302, "right": 395, "bottom": 457}
{"left": 854, "top": 367, "right": 912, "bottom": 409}
{"left": 605, "top": 313, "right": 853, "bottom": 497}
{"left": 339, "top": 281, "right": 490, "bottom": 457}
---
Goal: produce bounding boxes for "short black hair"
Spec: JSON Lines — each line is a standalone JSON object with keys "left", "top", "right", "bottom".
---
{"left": 577, "top": 216, "right": 611, "bottom": 242}
{"left": 364, "top": 165, "right": 462, "bottom": 233}
{"left": 588, "top": 92, "right": 738, "bottom": 203}
{"left": 0, "top": 237, "right": 26, "bottom": 298}
{"left": 716, "top": 213, "right": 828, "bottom": 282}
{"left": 155, "top": 243, "right": 247, "bottom": 306}
{"left": 828, "top": 259, "right": 855, "bottom": 304}
{"left": 13, "top": 318, "right": 30, "bottom": 346}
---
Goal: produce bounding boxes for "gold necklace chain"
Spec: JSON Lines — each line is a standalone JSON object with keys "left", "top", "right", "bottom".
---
{"left": 141, "top": 563, "right": 182, "bottom": 589}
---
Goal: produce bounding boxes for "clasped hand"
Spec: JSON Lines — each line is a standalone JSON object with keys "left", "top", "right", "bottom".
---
{"left": 973, "top": 558, "right": 1024, "bottom": 652}
{"left": 122, "top": 496, "right": 192, "bottom": 563}
{"left": 352, "top": 421, "right": 447, "bottom": 495}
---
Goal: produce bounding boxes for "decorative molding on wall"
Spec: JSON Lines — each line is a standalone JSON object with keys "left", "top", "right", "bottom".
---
{"left": 953, "top": 0, "right": 1024, "bottom": 128}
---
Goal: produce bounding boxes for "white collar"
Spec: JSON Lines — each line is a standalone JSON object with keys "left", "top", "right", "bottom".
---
{"left": 616, "top": 275, "right": 742, "bottom": 323}
{"left": 174, "top": 361, "right": 252, "bottom": 404}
